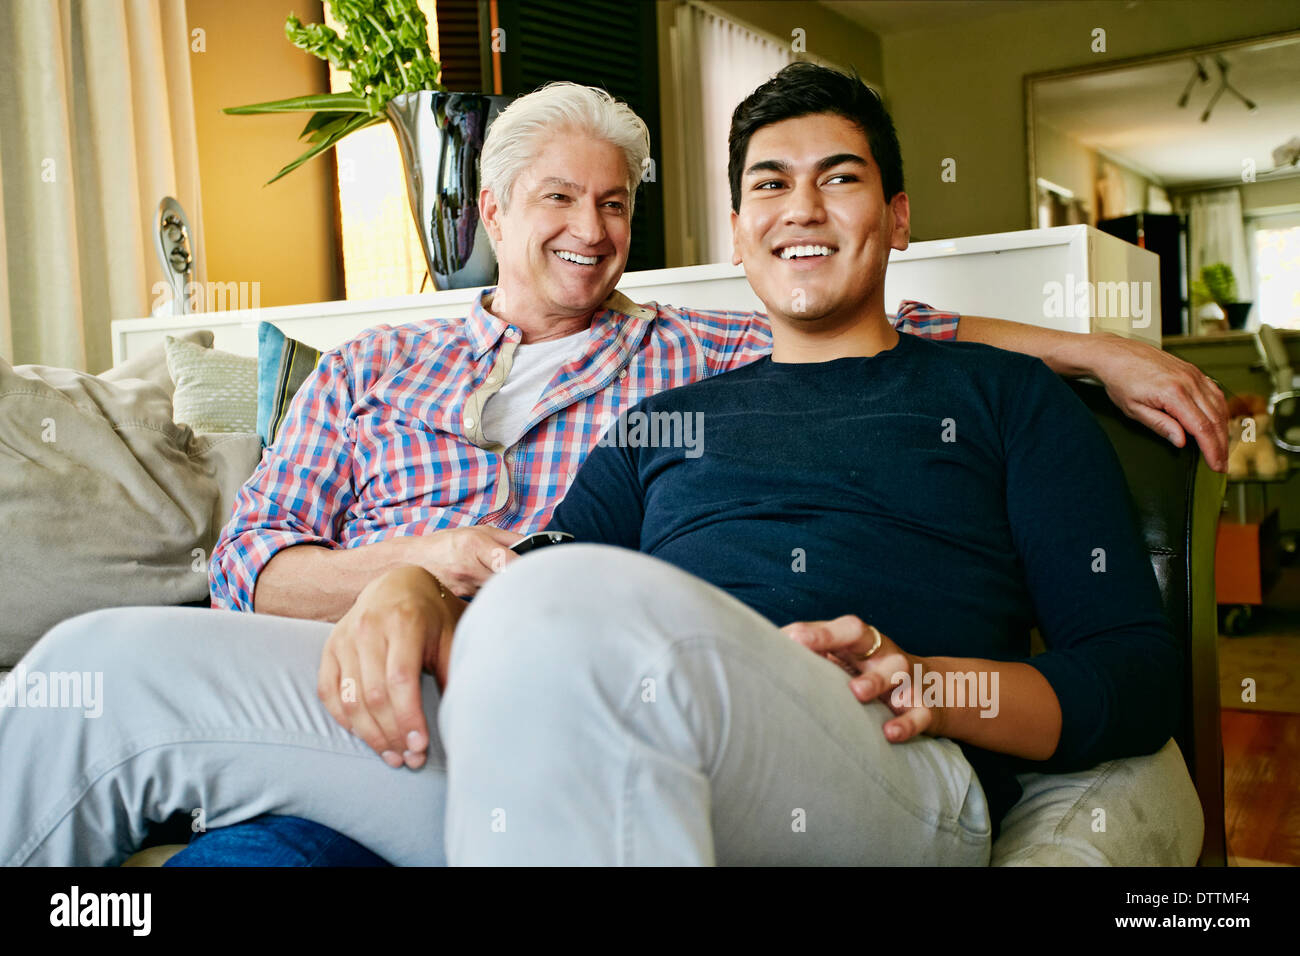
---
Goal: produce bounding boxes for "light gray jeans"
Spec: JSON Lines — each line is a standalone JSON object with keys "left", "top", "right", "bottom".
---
{"left": 0, "top": 544, "right": 991, "bottom": 866}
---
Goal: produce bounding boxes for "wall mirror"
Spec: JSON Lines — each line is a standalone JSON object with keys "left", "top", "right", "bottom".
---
{"left": 1027, "top": 30, "right": 1300, "bottom": 336}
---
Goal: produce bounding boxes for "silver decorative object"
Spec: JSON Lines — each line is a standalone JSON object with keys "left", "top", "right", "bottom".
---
{"left": 387, "top": 91, "right": 511, "bottom": 291}
{"left": 153, "top": 197, "right": 194, "bottom": 315}
{"left": 1257, "top": 324, "right": 1300, "bottom": 453}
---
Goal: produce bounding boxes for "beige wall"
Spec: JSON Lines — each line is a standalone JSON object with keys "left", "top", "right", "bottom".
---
{"left": 186, "top": 0, "right": 339, "bottom": 309}
{"left": 882, "top": 0, "right": 1300, "bottom": 241}
{"left": 990, "top": 119, "right": 1163, "bottom": 228}
{"left": 1099, "top": 154, "right": 1155, "bottom": 220}
{"left": 1239, "top": 176, "right": 1300, "bottom": 213}
{"left": 655, "top": 0, "right": 884, "bottom": 266}
{"left": 1035, "top": 121, "right": 1096, "bottom": 209}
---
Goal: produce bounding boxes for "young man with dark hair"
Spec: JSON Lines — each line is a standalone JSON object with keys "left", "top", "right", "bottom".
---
{"left": 427, "top": 61, "right": 1191, "bottom": 863}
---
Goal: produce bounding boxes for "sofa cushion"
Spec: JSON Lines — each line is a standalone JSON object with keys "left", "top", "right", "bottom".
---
{"left": 256, "top": 322, "right": 322, "bottom": 448}
{"left": 990, "top": 737, "right": 1203, "bottom": 865}
{"left": 0, "top": 358, "right": 263, "bottom": 667}
{"left": 165, "top": 336, "right": 259, "bottom": 434}
{"left": 100, "top": 329, "right": 214, "bottom": 395}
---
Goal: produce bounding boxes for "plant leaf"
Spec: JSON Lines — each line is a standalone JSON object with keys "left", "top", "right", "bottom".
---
{"left": 301, "top": 111, "right": 337, "bottom": 136}
{"left": 225, "top": 92, "right": 370, "bottom": 115}
{"left": 301, "top": 111, "right": 358, "bottom": 142}
{"left": 265, "top": 113, "right": 384, "bottom": 184}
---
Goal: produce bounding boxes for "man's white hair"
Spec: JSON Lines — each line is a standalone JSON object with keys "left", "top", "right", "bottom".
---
{"left": 479, "top": 82, "right": 650, "bottom": 217}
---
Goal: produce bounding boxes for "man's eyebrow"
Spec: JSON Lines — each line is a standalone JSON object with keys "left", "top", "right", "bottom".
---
{"left": 535, "top": 178, "right": 629, "bottom": 199}
{"left": 743, "top": 153, "right": 870, "bottom": 178}
{"left": 816, "top": 152, "right": 869, "bottom": 173}
{"left": 537, "top": 177, "right": 583, "bottom": 192}
{"left": 743, "top": 158, "right": 790, "bottom": 178}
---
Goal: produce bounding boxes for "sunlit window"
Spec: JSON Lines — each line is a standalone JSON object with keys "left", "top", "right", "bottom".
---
{"left": 325, "top": 1, "right": 440, "bottom": 301}
{"left": 1254, "top": 221, "right": 1300, "bottom": 330}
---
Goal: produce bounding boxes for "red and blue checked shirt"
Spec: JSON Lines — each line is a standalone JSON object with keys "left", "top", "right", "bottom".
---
{"left": 209, "top": 291, "right": 960, "bottom": 611}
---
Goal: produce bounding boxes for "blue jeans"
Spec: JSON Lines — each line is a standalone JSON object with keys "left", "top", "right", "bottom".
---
{"left": 165, "top": 815, "right": 388, "bottom": 867}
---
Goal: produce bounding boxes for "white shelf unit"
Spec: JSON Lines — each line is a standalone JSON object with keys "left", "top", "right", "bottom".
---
{"left": 112, "top": 224, "right": 1160, "bottom": 363}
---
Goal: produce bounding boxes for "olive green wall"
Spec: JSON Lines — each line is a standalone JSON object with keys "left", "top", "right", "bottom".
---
{"left": 706, "top": 0, "right": 884, "bottom": 84}
{"left": 881, "top": 0, "right": 1300, "bottom": 241}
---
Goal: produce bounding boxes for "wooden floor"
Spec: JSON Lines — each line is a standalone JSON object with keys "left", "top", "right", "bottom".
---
{"left": 1219, "top": 566, "right": 1300, "bottom": 866}
{"left": 1218, "top": 632, "right": 1300, "bottom": 714}
{"left": 1222, "top": 709, "right": 1300, "bottom": 866}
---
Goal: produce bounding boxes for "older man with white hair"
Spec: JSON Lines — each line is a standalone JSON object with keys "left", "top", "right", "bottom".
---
{"left": 0, "top": 81, "right": 1224, "bottom": 866}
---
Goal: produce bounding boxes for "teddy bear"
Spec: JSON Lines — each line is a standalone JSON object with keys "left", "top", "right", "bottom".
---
{"left": 1227, "top": 393, "right": 1287, "bottom": 480}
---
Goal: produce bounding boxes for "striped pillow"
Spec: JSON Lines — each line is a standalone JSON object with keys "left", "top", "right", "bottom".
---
{"left": 256, "top": 322, "right": 323, "bottom": 448}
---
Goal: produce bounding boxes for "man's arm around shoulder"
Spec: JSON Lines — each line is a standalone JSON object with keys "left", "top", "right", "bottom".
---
{"left": 956, "top": 315, "right": 1227, "bottom": 471}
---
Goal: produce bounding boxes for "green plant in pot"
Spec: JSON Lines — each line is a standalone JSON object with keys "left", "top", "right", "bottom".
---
{"left": 225, "top": 1, "right": 509, "bottom": 290}
{"left": 225, "top": 1, "right": 443, "bottom": 184}
{"left": 1191, "top": 262, "right": 1253, "bottom": 330}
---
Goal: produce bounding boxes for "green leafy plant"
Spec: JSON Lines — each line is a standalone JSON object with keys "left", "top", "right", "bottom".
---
{"left": 224, "top": 0, "right": 443, "bottom": 184}
{"left": 1191, "top": 262, "right": 1238, "bottom": 309}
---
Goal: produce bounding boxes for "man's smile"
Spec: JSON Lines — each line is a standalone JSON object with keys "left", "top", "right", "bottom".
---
{"left": 771, "top": 239, "right": 839, "bottom": 264}
{"left": 552, "top": 249, "right": 607, "bottom": 266}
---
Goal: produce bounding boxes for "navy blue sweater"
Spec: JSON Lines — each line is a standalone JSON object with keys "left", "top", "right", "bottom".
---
{"left": 548, "top": 330, "right": 1181, "bottom": 839}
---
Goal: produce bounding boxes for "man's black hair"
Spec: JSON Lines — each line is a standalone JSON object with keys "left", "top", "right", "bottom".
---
{"left": 727, "top": 61, "right": 904, "bottom": 212}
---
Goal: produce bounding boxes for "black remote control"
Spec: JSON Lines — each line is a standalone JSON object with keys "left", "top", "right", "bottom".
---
{"left": 508, "top": 531, "right": 575, "bottom": 555}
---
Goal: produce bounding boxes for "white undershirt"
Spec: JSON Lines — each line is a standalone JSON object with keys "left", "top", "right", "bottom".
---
{"left": 480, "top": 330, "right": 589, "bottom": 448}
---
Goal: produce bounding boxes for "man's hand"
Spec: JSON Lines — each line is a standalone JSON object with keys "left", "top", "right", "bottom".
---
{"left": 783, "top": 615, "right": 945, "bottom": 744}
{"left": 317, "top": 565, "right": 465, "bottom": 770}
{"left": 414, "top": 526, "right": 523, "bottom": 597}
{"left": 254, "top": 525, "right": 523, "bottom": 622}
{"left": 1090, "top": 334, "right": 1228, "bottom": 472}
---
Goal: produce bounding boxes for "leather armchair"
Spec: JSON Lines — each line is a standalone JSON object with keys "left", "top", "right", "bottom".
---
{"left": 1066, "top": 379, "right": 1228, "bottom": 866}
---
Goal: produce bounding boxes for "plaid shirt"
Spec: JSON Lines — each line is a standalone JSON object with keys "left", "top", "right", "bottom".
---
{"left": 210, "top": 291, "right": 960, "bottom": 611}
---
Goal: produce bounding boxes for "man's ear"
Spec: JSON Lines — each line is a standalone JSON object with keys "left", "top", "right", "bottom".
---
{"left": 730, "top": 209, "right": 742, "bottom": 265}
{"left": 889, "top": 192, "right": 911, "bottom": 251}
{"left": 481, "top": 188, "right": 503, "bottom": 243}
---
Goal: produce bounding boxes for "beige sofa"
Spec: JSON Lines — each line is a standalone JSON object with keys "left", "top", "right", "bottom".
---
{"left": 2, "top": 338, "right": 1220, "bottom": 867}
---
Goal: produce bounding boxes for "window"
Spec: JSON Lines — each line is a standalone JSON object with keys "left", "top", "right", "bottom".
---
{"left": 325, "top": 1, "right": 441, "bottom": 301}
{"left": 1249, "top": 211, "right": 1300, "bottom": 330}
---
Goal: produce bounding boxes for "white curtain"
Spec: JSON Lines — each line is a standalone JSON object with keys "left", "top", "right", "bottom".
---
{"left": 0, "top": 0, "right": 204, "bottom": 372}
{"left": 1185, "top": 187, "right": 1253, "bottom": 306}
{"left": 671, "top": 2, "right": 793, "bottom": 265}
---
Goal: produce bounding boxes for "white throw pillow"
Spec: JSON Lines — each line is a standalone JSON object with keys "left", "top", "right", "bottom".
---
{"left": 165, "top": 336, "right": 258, "bottom": 434}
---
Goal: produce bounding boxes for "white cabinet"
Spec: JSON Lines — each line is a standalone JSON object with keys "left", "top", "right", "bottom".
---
{"left": 884, "top": 224, "right": 1161, "bottom": 345}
